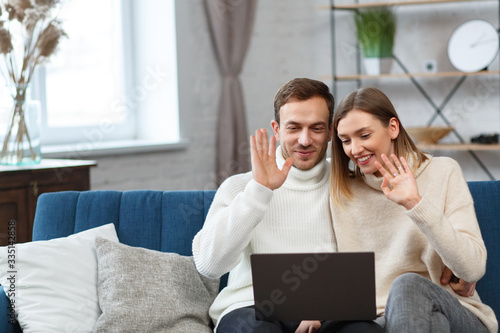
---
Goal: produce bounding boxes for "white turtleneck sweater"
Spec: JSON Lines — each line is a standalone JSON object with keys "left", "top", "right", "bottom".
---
{"left": 331, "top": 156, "right": 498, "bottom": 333}
{"left": 192, "top": 146, "right": 335, "bottom": 328}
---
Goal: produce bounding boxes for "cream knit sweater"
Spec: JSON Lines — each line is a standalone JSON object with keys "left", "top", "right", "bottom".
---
{"left": 331, "top": 156, "right": 498, "bottom": 333}
{"left": 193, "top": 147, "right": 336, "bottom": 328}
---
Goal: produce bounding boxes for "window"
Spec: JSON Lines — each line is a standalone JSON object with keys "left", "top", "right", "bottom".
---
{"left": 32, "top": 0, "right": 179, "bottom": 151}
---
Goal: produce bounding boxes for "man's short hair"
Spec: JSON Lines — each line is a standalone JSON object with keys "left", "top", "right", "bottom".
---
{"left": 273, "top": 78, "right": 335, "bottom": 126}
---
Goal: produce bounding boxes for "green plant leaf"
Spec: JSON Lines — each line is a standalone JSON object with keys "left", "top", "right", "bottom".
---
{"left": 354, "top": 7, "right": 396, "bottom": 58}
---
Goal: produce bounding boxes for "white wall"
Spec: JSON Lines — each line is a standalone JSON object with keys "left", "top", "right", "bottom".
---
{"left": 90, "top": 0, "right": 500, "bottom": 190}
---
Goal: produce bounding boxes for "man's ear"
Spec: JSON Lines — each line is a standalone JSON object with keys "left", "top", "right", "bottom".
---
{"left": 271, "top": 120, "right": 280, "bottom": 141}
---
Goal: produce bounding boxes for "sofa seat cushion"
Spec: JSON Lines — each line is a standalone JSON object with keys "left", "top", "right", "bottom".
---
{"left": 94, "top": 237, "right": 219, "bottom": 332}
{"left": 0, "top": 223, "right": 118, "bottom": 332}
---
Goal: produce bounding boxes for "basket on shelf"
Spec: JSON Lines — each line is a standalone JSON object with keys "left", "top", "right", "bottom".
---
{"left": 406, "top": 126, "right": 454, "bottom": 144}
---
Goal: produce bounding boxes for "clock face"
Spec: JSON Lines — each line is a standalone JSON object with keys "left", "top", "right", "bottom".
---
{"left": 448, "top": 20, "right": 499, "bottom": 73}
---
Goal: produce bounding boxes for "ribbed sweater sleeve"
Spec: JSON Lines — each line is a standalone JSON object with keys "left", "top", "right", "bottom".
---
{"left": 405, "top": 157, "right": 486, "bottom": 282}
{"left": 407, "top": 194, "right": 486, "bottom": 282}
{"left": 192, "top": 175, "right": 274, "bottom": 279}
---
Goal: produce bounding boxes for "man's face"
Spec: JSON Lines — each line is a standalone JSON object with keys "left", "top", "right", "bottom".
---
{"left": 271, "top": 96, "right": 332, "bottom": 170}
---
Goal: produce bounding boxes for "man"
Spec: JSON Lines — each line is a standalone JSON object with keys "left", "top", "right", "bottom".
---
{"left": 193, "top": 78, "right": 381, "bottom": 333}
{"left": 193, "top": 78, "right": 474, "bottom": 333}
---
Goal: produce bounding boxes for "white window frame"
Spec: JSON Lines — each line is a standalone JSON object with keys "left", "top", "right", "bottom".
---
{"left": 36, "top": 0, "right": 182, "bottom": 158}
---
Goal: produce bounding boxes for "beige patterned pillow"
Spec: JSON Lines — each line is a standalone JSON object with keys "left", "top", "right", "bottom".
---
{"left": 93, "top": 237, "right": 219, "bottom": 333}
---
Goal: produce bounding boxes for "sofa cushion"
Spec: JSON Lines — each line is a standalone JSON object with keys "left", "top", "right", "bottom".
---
{"left": 0, "top": 223, "right": 118, "bottom": 333}
{"left": 94, "top": 237, "right": 219, "bottom": 333}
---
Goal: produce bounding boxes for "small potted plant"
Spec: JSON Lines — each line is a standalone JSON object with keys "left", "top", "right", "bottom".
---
{"left": 354, "top": 7, "right": 396, "bottom": 75}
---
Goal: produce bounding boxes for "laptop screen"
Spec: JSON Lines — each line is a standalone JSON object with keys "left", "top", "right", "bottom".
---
{"left": 250, "top": 252, "right": 376, "bottom": 322}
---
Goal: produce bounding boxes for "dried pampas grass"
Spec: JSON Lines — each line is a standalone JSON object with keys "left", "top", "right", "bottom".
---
{"left": 35, "top": 20, "right": 65, "bottom": 59}
{"left": 31, "top": 0, "right": 61, "bottom": 7}
{"left": 0, "top": 0, "right": 66, "bottom": 90}
{"left": 0, "top": 27, "right": 12, "bottom": 54}
{"left": 7, "top": 0, "right": 31, "bottom": 21}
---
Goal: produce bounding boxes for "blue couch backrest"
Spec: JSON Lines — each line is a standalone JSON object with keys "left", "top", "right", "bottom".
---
{"left": 32, "top": 190, "right": 217, "bottom": 256}
{"left": 468, "top": 181, "right": 500, "bottom": 318}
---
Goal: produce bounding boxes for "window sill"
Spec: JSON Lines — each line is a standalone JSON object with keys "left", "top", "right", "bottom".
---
{"left": 41, "top": 138, "right": 189, "bottom": 159}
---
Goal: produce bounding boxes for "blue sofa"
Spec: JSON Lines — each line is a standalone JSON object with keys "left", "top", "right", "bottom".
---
{"left": 1, "top": 181, "right": 499, "bottom": 332}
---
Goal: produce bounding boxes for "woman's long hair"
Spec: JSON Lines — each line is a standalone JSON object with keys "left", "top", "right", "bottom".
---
{"left": 330, "top": 87, "right": 428, "bottom": 207}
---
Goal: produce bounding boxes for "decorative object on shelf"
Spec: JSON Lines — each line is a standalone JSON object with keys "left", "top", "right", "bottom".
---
{"left": 406, "top": 126, "right": 454, "bottom": 145}
{"left": 471, "top": 133, "right": 499, "bottom": 144}
{"left": 354, "top": 7, "right": 396, "bottom": 75}
{"left": 0, "top": 0, "right": 66, "bottom": 165}
{"left": 448, "top": 19, "right": 499, "bottom": 73}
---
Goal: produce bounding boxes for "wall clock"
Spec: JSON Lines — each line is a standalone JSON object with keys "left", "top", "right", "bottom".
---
{"left": 448, "top": 19, "right": 499, "bottom": 73}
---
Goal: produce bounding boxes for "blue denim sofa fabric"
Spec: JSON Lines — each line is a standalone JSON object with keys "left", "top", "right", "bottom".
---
{"left": 468, "top": 181, "right": 500, "bottom": 316}
{"left": 31, "top": 190, "right": 216, "bottom": 255}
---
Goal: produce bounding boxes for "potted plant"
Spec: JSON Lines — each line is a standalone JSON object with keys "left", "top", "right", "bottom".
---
{"left": 354, "top": 7, "right": 396, "bottom": 75}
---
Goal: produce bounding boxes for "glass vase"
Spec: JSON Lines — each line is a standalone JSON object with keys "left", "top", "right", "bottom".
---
{"left": 0, "top": 98, "right": 42, "bottom": 165}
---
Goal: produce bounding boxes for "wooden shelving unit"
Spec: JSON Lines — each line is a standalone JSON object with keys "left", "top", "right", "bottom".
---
{"left": 327, "top": 70, "right": 500, "bottom": 81}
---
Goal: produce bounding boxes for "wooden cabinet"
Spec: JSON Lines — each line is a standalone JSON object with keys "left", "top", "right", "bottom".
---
{"left": 0, "top": 159, "right": 96, "bottom": 245}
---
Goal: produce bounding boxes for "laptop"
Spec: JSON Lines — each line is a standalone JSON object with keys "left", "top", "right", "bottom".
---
{"left": 250, "top": 252, "right": 376, "bottom": 322}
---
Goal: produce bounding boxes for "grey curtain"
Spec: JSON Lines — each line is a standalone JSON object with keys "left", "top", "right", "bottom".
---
{"left": 204, "top": 0, "right": 257, "bottom": 185}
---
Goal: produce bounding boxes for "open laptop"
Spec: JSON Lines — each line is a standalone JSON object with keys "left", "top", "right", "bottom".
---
{"left": 250, "top": 252, "right": 376, "bottom": 322}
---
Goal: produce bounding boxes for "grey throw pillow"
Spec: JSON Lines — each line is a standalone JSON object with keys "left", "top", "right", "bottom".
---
{"left": 93, "top": 237, "right": 219, "bottom": 333}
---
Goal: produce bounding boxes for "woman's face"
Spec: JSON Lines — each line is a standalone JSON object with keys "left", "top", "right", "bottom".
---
{"left": 336, "top": 109, "right": 399, "bottom": 177}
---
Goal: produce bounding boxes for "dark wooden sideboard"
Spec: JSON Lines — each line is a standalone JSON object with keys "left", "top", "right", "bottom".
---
{"left": 0, "top": 159, "right": 96, "bottom": 245}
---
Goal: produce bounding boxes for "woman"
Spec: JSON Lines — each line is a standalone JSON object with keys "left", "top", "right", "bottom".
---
{"left": 329, "top": 87, "right": 497, "bottom": 332}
